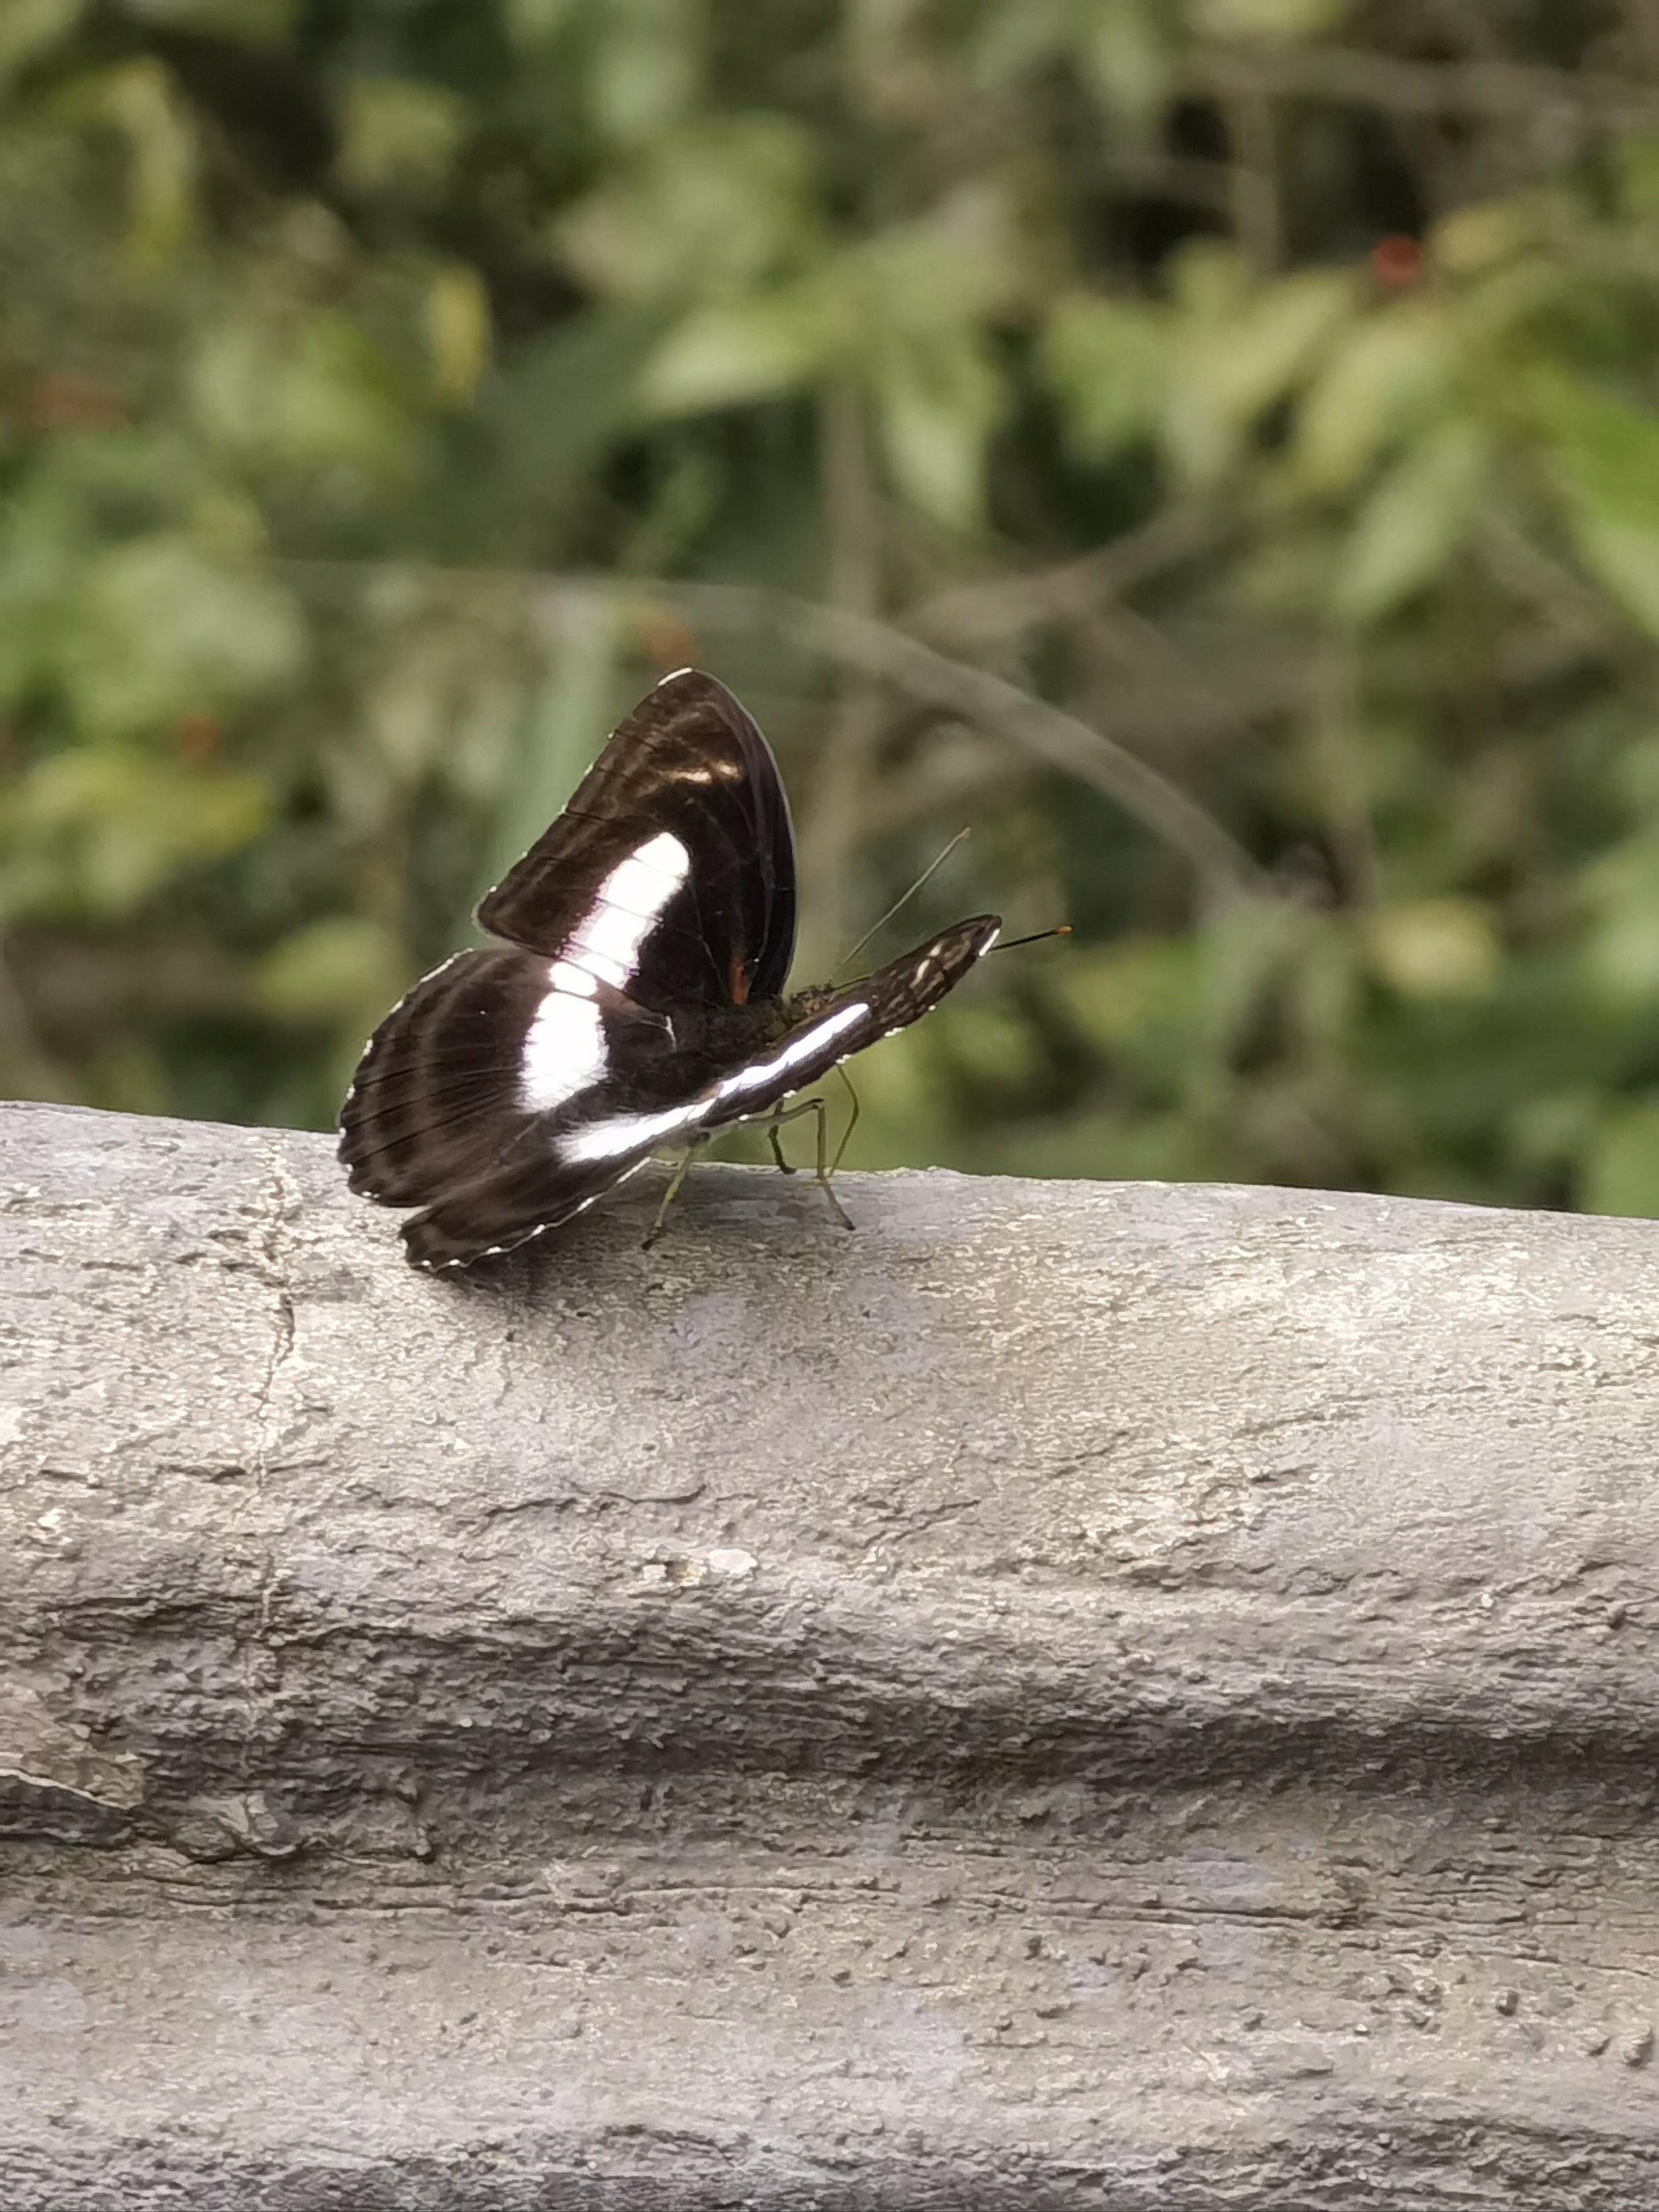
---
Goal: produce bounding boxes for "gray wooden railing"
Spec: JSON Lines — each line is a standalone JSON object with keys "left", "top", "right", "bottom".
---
{"left": 5, "top": 1099, "right": 1659, "bottom": 2208}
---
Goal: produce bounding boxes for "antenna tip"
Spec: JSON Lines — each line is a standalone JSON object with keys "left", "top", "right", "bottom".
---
{"left": 989, "top": 922, "right": 1073, "bottom": 954}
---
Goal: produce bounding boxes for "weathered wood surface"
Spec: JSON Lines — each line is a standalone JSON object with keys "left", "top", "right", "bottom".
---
{"left": 4, "top": 1098, "right": 1659, "bottom": 2209}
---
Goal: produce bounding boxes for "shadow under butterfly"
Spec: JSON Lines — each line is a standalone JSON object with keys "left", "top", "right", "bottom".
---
{"left": 339, "top": 667, "right": 1002, "bottom": 1270}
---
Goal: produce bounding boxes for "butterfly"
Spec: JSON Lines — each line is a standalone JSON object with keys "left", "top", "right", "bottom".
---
{"left": 338, "top": 667, "right": 1001, "bottom": 1269}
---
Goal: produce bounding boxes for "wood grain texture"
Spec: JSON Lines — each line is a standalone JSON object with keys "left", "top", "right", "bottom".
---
{"left": 4, "top": 1099, "right": 1659, "bottom": 2208}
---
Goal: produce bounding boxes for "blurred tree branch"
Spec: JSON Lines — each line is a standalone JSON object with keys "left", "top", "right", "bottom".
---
{"left": 591, "top": 578, "right": 1277, "bottom": 902}
{"left": 275, "top": 556, "right": 1274, "bottom": 900}
{"left": 1188, "top": 45, "right": 1659, "bottom": 123}
{"left": 904, "top": 509, "right": 1214, "bottom": 645}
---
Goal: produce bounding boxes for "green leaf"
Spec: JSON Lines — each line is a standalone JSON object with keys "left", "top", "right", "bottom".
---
{"left": 336, "top": 79, "right": 468, "bottom": 191}
{"left": 1055, "top": 936, "right": 1205, "bottom": 1089}
{"left": 1196, "top": 0, "right": 1347, "bottom": 36}
{"left": 450, "top": 305, "right": 670, "bottom": 544}
{"left": 1567, "top": 514, "right": 1659, "bottom": 638}
{"left": 938, "top": 999, "right": 1038, "bottom": 1087}
{"left": 1507, "top": 1089, "right": 1601, "bottom": 1175}
{"left": 53, "top": 538, "right": 304, "bottom": 737}
{"left": 1531, "top": 370, "right": 1659, "bottom": 533}
{"left": 501, "top": 0, "right": 578, "bottom": 45}
{"left": 98, "top": 58, "right": 197, "bottom": 266}
{"left": 1336, "top": 423, "right": 1488, "bottom": 624}
{"left": 255, "top": 917, "right": 406, "bottom": 1022}
{"left": 966, "top": 0, "right": 1073, "bottom": 85}
{"left": 640, "top": 181, "right": 1021, "bottom": 421}
{"left": 1294, "top": 305, "right": 1447, "bottom": 490}
{"left": 425, "top": 263, "right": 492, "bottom": 404}
{"left": 1041, "top": 293, "right": 1166, "bottom": 461}
{"left": 1432, "top": 191, "right": 1545, "bottom": 276}
{"left": 586, "top": 0, "right": 706, "bottom": 147}
{"left": 638, "top": 288, "right": 829, "bottom": 414}
{"left": 194, "top": 309, "right": 420, "bottom": 486}
{"left": 1159, "top": 251, "right": 1354, "bottom": 487}
{"left": 1167, "top": 238, "right": 1255, "bottom": 323}
{"left": 1530, "top": 373, "right": 1659, "bottom": 637}
{"left": 1198, "top": 896, "right": 1311, "bottom": 1055}
{"left": 1078, "top": 0, "right": 1179, "bottom": 122}
{"left": 1580, "top": 833, "right": 1659, "bottom": 999}
{"left": 0, "top": 750, "right": 271, "bottom": 920}
{"left": 0, "top": 0, "right": 83, "bottom": 81}
{"left": 557, "top": 117, "right": 819, "bottom": 305}
{"left": 1189, "top": 267, "right": 1356, "bottom": 428}
{"left": 279, "top": 315, "right": 420, "bottom": 482}
{"left": 1367, "top": 899, "right": 1501, "bottom": 999}
{"left": 853, "top": 181, "right": 1027, "bottom": 335}
{"left": 875, "top": 333, "right": 1003, "bottom": 531}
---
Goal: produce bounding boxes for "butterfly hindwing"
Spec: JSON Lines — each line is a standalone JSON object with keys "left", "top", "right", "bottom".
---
{"left": 396, "top": 1141, "right": 661, "bottom": 1271}
{"left": 339, "top": 949, "right": 552, "bottom": 1208}
{"left": 339, "top": 944, "right": 680, "bottom": 1256}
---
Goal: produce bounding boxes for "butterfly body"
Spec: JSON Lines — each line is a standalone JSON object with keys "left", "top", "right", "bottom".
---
{"left": 339, "top": 669, "right": 1000, "bottom": 1269}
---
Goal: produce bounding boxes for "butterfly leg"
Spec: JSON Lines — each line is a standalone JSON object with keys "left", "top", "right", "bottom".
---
{"left": 757, "top": 1097, "right": 853, "bottom": 1230}
{"left": 761, "top": 1094, "right": 821, "bottom": 1176}
{"left": 810, "top": 1090, "right": 855, "bottom": 1233}
{"left": 830, "top": 1064, "right": 861, "bottom": 1174}
{"left": 642, "top": 1138, "right": 710, "bottom": 1250}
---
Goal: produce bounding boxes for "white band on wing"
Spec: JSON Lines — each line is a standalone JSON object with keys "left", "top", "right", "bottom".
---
{"left": 558, "top": 1000, "right": 871, "bottom": 1166}
{"left": 519, "top": 978, "right": 607, "bottom": 1114}
{"left": 565, "top": 830, "right": 690, "bottom": 991}
{"left": 517, "top": 832, "right": 690, "bottom": 1115}
{"left": 712, "top": 1000, "right": 868, "bottom": 1105}
{"left": 560, "top": 1098, "right": 708, "bottom": 1166}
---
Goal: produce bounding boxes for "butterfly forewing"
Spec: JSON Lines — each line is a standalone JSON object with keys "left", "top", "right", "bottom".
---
{"left": 476, "top": 669, "right": 795, "bottom": 1012}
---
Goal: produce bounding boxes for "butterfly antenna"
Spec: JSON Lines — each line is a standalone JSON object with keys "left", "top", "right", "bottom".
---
{"left": 831, "top": 829, "right": 971, "bottom": 983}
{"left": 992, "top": 924, "right": 1072, "bottom": 953}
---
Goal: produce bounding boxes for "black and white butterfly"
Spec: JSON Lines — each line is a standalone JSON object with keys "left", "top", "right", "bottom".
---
{"left": 339, "top": 667, "right": 1000, "bottom": 1269}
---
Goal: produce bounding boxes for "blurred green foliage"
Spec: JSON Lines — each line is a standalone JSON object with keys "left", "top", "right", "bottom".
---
{"left": 2, "top": 0, "right": 1659, "bottom": 1213}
